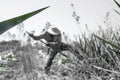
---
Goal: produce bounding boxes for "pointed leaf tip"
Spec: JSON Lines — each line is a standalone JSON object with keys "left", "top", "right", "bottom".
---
{"left": 114, "top": 0, "right": 120, "bottom": 8}
{"left": 0, "top": 6, "right": 49, "bottom": 35}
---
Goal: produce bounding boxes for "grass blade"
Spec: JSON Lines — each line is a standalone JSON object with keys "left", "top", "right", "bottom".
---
{"left": 94, "top": 34, "right": 120, "bottom": 50}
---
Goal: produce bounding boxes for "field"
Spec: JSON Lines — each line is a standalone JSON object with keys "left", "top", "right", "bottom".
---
{"left": 0, "top": 0, "right": 120, "bottom": 80}
{"left": 0, "top": 23, "right": 120, "bottom": 80}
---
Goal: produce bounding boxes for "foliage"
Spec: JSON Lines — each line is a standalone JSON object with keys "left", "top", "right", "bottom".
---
{"left": 0, "top": 0, "right": 120, "bottom": 80}
{"left": 113, "top": 0, "right": 120, "bottom": 15}
{"left": 0, "top": 51, "right": 17, "bottom": 72}
{"left": 0, "top": 7, "right": 49, "bottom": 34}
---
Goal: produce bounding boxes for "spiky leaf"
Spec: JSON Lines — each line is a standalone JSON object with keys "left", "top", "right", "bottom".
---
{"left": 0, "top": 6, "right": 49, "bottom": 34}
{"left": 94, "top": 34, "right": 120, "bottom": 50}
{"left": 114, "top": 0, "right": 120, "bottom": 8}
{"left": 114, "top": 9, "right": 120, "bottom": 15}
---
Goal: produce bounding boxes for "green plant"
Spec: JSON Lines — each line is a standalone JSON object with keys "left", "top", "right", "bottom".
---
{"left": 0, "top": 6, "right": 49, "bottom": 34}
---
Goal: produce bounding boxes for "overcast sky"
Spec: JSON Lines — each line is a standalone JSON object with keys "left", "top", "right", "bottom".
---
{"left": 0, "top": 0, "right": 119, "bottom": 40}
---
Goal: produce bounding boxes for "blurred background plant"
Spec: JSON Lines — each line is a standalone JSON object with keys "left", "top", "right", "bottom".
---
{"left": 0, "top": 50, "right": 17, "bottom": 73}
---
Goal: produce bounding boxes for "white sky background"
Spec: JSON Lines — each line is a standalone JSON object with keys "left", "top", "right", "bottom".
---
{"left": 0, "top": 0, "right": 119, "bottom": 40}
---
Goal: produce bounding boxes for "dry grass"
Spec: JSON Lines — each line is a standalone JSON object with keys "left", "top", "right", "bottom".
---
{"left": 0, "top": 24, "right": 120, "bottom": 80}
{"left": 1, "top": 4, "right": 120, "bottom": 79}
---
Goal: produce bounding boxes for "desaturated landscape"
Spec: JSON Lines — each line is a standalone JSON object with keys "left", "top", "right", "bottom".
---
{"left": 0, "top": 23, "right": 120, "bottom": 80}
{"left": 0, "top": 0, "right": 120, "bottom": 80}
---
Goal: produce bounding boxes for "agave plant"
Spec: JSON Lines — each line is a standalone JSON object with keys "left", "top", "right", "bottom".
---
{"left": 113, "top": 0, "right": 120, "bottom": 15}
{"left": 93, "top": 0, "right": 120, "bottom": 50}
{"left": 0, "top": 6, "right": 49, "bottom": 35}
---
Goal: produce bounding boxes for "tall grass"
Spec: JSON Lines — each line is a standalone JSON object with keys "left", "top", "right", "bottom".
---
{"left": 0, "top": 0, "right": 120, "bottom": 80}
{"left": 1, "top": 17, "right": 120, "bottom": 80}
{"left": 66, "top": 1, "right": 120, "bottom": 79}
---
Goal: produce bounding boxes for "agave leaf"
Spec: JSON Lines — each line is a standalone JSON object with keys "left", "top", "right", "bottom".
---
{"left": 114, "top": 9, "right": 120, "bottom": 15}
{"left": 0, "top": 6, "right": 49, "bottom": 34}
{"left": 114, "top": 0, "right": 120, "bottom": 8}
{"left": 94, "top": 34, "right": 120, "bottom": 50}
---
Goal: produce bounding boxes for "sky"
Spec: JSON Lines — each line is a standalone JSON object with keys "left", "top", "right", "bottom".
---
{"left": 0, "top": 0, "right": 119, "bottom": 40}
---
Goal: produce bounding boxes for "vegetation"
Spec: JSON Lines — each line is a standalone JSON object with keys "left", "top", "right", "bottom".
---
{"left": 0, "top": 21, "right": 120, "bottom": 80}
{"left": 0, "top": 7, "right": 49, "bottom": 34}
{"left": 0, "top": 0, "right": 120, "bottom": 80}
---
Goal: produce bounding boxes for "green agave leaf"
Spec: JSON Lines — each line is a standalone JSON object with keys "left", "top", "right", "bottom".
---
{"left": 0, "top": 6, "right": 49, "bottom": 34}
{"left": 114, "top": 0, "right": 120, "bottom": 8}
{"left": 94, "top": 34, "right": 120, "bottom": 50}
